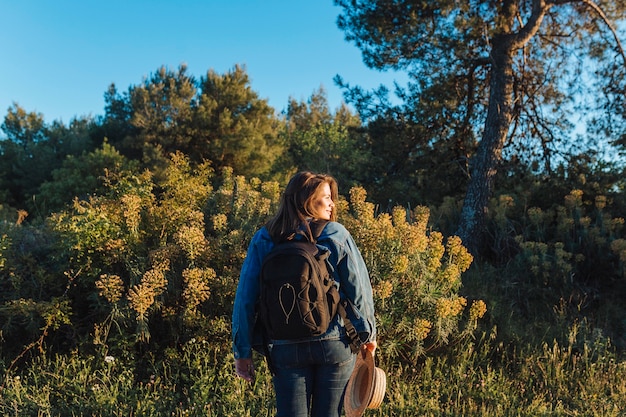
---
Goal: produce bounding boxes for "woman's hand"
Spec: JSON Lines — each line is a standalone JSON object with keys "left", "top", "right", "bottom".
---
{"left": 235, "top": 358, "right": 255, "bottom": 383}
{"left": 364, "top": 340, "right": 377, "bottom": 354}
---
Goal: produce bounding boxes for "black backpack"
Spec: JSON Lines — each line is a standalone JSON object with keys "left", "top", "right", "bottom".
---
{"left": 258, "top": 222, "right": 340, "bottom": 340}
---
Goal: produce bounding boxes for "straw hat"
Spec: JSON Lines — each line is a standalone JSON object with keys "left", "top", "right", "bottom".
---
{"left": 344, "top": 347, "right": 386, "bottom": 417}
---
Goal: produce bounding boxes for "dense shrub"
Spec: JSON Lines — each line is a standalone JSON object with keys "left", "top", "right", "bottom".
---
{"left": 340, "top": 187, "right": 485, "bottom": 364}
{"left": 457, "top": 185, "right": 626, "bottom": 350}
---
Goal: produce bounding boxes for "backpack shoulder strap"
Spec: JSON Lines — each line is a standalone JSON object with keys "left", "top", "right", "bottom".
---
{"left": 309, "top": 219, "right": 329, "bottom": 243}
{"left": 337, "top": 300, "right": 364, "bottom": 353}
{"left": 288, "top": 219, "right": 329, "bottom": 244}
{"left": 308, "top": 219, "right": 361, "bottom": 352}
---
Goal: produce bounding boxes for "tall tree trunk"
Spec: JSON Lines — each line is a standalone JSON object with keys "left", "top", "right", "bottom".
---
{"left": 456, "top": 0, "right": 550, "bottom": 256}
{"left": 456, "top": 36, "right": 516, "bottom": 256}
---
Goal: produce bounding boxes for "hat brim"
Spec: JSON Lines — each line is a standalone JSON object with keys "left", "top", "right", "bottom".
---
{"left": 344, "top": 349, "right": 386, "bottom": 417}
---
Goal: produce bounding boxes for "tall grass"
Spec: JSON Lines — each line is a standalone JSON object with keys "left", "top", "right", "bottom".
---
{"left": 2, "top": 326, "right": 625, "bottom": 416}
{"left": 1, "top": 340, "right": 276, "bottom": 417}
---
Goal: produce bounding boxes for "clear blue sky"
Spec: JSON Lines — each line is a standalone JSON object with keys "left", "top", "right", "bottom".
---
{"left": 1, "top": 1, "right": 405, "bottom": 124}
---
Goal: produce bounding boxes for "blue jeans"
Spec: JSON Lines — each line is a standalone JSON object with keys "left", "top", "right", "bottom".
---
{"left": 270, "top": 337, "right": 355, "bottom": 417}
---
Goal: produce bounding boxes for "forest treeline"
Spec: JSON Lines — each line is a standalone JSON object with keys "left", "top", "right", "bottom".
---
{"left": 1, "top": 64, "right": 626, "bottom": 417}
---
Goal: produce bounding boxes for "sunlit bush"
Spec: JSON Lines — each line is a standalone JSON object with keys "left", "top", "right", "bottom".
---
{"left": 49, "top": 152, "right": 216, "bottom": 348}
{"left": 340, "top": 186, "right": 484, "bottom": 364}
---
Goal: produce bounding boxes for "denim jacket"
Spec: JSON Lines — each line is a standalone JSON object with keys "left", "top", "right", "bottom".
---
{"left": 232, "top": 221, "right": 377, "bottom": 359}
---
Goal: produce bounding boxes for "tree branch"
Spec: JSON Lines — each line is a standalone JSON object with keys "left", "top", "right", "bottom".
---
{"left": 551, "top": 0, "right": 626, "bottom": 64}
{"left": 578, "top": 0, "right": 626, "bottom": 65}
{"left": 512, "top": 0, "right": 552, "bottom": 50}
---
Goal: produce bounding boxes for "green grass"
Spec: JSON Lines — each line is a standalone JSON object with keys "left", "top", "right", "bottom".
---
{"left": 2, "top": 329, "right": 624, "bottom": 417}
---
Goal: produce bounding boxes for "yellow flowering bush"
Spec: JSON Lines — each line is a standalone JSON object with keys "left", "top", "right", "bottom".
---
{"left": 174, "top": 225, "right": 208, "bottom": 262}
{"left": 469, "top": 300, "right": 487, "bottom": 322}
{"left": 49, "top": 164, "right": 484, "bottom": 363}
{"left": 95, "top": 274, "right": 125, "bottom": 304}
{"left": 436, "top": 296, "right": 467, "bottom": 320}
{"left": 120, "top": 193, "right": 143, "bottom": 238}
{"left": 471, "top": 185, "right": 626, "bottom": 347}
{"left": 516, "top": 188, "right": 626, "bottom": 293}
{"left": 50, "top": 153, "right": 222, "bottom": 346}
{"left": 341, "top": 186, "right": 483, "bottom": 363}
{"left": 127, "top": 283, "right": 156, "bottom": 322}
{"left": 181, "top": 267, "right": 215, "bottom": 316}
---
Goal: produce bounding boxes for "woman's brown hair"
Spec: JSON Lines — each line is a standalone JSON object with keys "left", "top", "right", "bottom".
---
{"left": 266, "top": 171, "right": 338, "bottom": 242}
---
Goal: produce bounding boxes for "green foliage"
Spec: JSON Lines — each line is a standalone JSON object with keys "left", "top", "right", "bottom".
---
{"left": 0, "top": 340, "right": 278, "bottom": 417}
{"left": 349, "top": 112, "right": 473, "bottom": 207}
{"left": 375, "top": 326, "right": 626, "bottom": 416}
{"left": 276, "top": 89, "right": 368, "bottom": 193}
{"left": 510, "top": 186, "right": 626, "bottom": 346}
{"left": 103, "top": 64, "right": 283, "bottom": 179}
{"left": 0, "top": 217, "right": 69, "bottom": 358}
{"left": 38, "top": 141, "right": 139, "bottom": 213}
{"left": 128, "top": 65, "right": 197, "bottom": 158}
{"left": 194, "top": 65, "right": 282, "bottom": 177}
{"left": 0, "top": 105, "right": 98, "bottom": 214}
{"left": 450, "top": 177, "right": 626, "bottom": 349}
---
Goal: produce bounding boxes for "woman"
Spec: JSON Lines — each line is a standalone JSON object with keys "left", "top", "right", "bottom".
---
{"left": 232, "top": 171, "right": 377, "bottom": 417}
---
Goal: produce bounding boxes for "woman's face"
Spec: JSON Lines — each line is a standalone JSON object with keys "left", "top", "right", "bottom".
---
{"left": 311, "top": 183, "right": 334, "bottom": 221}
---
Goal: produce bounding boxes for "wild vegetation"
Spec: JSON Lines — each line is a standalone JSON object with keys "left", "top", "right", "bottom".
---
{"left": 1, "top": 1, "right": 626, "bottom": 414}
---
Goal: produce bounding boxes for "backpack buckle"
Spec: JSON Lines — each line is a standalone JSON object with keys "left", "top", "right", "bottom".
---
{"left": 345, "top": 324, "right": 362, "bottom": 353}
